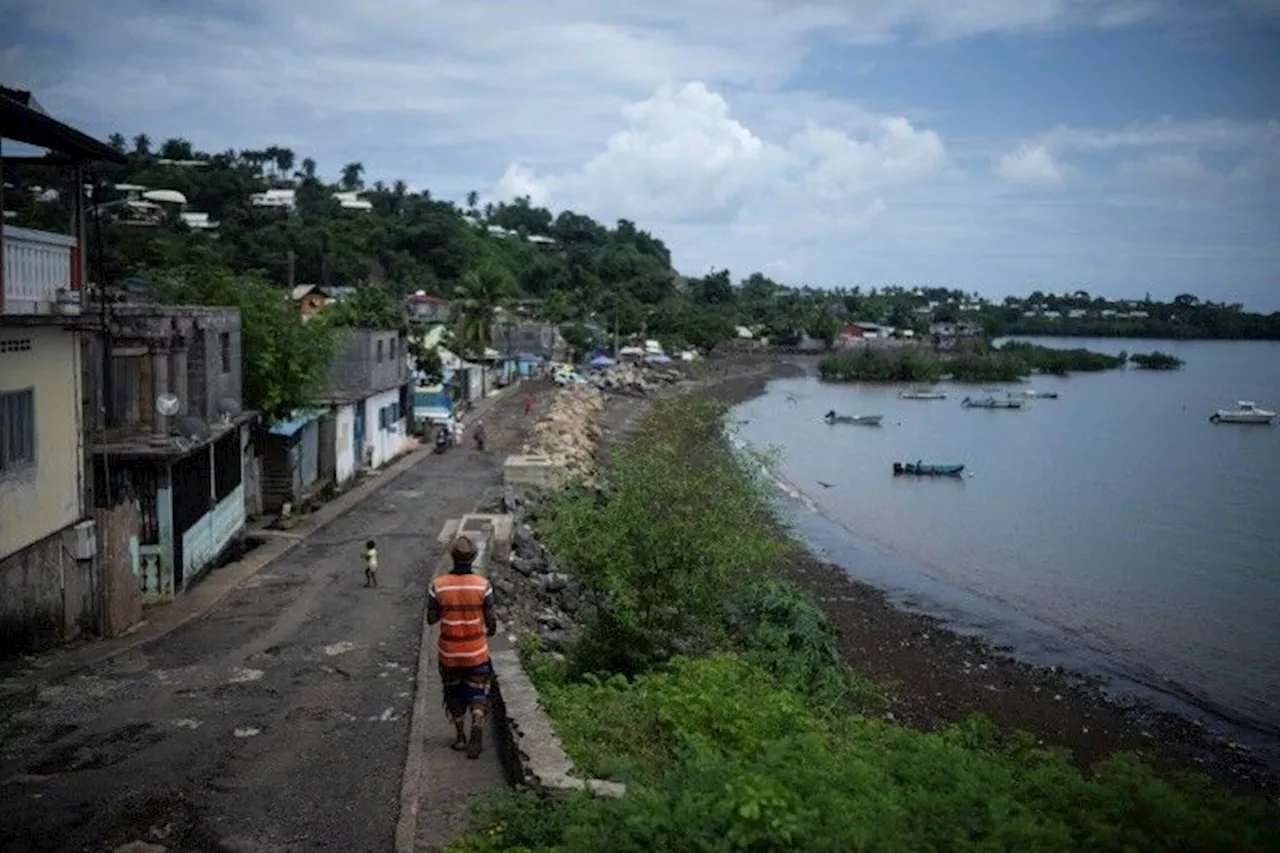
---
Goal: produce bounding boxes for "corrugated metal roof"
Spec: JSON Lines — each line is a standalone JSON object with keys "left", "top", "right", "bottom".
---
{"left": 268, "top": 409, "right": 324, "bottom": 437}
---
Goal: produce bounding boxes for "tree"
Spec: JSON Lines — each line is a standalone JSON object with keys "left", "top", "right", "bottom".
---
{"left": 274, "top": 147, "right": 295, "bottom": 177}
{"left": 132, "top": 134, "right": 152, "bottom": 158}
{"left": 340, "top": 162, "right": 365, "bottom": 191}
{"left": 452, "top": 261, "right": 515, "bottom": 357}
{"left": 298, "top": 158, "right": 317, "bottom": 180}
{"left": 326, "top": 284, "right": 405, "bottom": 331}
{"left": 108, "top": 133, "right": 126, "bottom": 153}
{"left": 145, "top": 265, "right": 339, "bottom": 421}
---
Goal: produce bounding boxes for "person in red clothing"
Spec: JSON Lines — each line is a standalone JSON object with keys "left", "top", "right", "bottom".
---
{"left": 524, "top": 392, "right": 535, "bottom": 416}
{"left": 427, "top": 535, "right": 497, "bottom": 758}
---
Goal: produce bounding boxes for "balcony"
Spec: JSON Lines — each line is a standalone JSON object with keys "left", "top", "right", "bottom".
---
{"left": 1, "top": 225, "right": 77, "bottom": 316}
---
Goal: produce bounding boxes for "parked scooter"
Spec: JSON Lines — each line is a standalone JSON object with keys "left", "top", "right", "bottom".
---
{"left": 434, "top": 425, "right": 450, "bottom": 454}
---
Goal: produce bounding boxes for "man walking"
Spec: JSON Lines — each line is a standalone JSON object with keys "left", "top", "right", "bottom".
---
{"left": 427, "top": 535, "right": 497, "bottom": 758}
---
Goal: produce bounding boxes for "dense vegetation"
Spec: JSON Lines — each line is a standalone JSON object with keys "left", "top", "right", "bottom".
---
{"left": 817, "top": 341, "right": 1127, "bottom": 383}
{"left": 445, "top": 397, "right": 1278, "bottom": 853}
{"left": 1129, "top": 351, "right": 1186, "bottom": 370}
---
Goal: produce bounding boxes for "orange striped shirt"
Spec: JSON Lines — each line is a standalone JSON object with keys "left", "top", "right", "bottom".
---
{"left": 429, "top": 573, "right": 493, "bottom": 668}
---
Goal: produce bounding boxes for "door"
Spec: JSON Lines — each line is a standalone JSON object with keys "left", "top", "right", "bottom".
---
{"left": 353, "top": 404, "right": 366, "bottom": 469}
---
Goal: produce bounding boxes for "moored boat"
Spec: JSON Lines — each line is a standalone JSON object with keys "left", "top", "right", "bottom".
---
{"left": 893, "top": 461, "right": 965, "bottom": 477}
{"left": 961, "top": 396, "right": 1024, "bottom": 409}
{"left": 1210, "top": 401, "right": 1276, "bottom": 425}
{"left": 824, "top": 410, "right": 883, "bottom": 426}
{"left": 900, "top": 388, "right": 947, "bottom": 400}
{"left": 1018, "top": 389, "right": 1059, "bottom": 399}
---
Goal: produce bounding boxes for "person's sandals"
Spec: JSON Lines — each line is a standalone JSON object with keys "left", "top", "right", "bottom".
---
{"left": 466, "top": 724, "right": 483, "bottom": 759}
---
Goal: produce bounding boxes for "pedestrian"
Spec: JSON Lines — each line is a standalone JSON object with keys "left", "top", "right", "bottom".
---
{"left": 364, "top": 539, "right": 378, "bottom": 588}
{"left": 524, "top": 392, "right": 534, "bottom": 416}
{"left": 427, "top": 536, "right": 497, "bottom": 758}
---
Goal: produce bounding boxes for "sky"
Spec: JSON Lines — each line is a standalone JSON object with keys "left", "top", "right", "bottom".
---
{"left": 2, "top": 0, "right": 1279, "bottom": 309}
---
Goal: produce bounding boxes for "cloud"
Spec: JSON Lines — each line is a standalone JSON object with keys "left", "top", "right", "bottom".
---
{"left": 2, "top": 0, "right": 1279, "bottom": 307}
{"left": 996, "top": 144, "right": 1068, "bottom": 186}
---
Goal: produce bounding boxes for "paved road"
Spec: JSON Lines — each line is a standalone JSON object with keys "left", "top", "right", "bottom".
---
{"left": 0, "top": 388, "right": 544, "bottom": 853}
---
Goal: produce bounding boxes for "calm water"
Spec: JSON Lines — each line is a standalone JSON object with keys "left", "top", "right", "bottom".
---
{"left": 732, "top": 338, "right": 1280, "bottom": 758}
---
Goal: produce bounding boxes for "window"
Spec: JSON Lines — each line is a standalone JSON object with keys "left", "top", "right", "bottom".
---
{"left": 219, "top": 332, "right": 231, "bottom": 373}
{"left": 376, "top": 339, "right": 384, "bottom": 363}
{"left": 0, "top": 388, "right": 36, "bottom": 473}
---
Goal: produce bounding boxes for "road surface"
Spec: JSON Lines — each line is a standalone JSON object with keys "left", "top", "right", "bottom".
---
{"left": 0, "top": 387, "right": 545, "bottom": 853}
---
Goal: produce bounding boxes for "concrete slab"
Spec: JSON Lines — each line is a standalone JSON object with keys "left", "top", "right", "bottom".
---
{"left": 502, "top": 455, "right": 568, "bottom": 491}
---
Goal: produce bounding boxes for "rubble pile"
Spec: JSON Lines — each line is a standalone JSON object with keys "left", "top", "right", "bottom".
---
{"left": 485, "top": 489, "right": 581, "bottom": 651}
{"left": 524, "top": 383, "right": 606, "bottom": 482}
{"left": 592, "top": 363, "right": 685, "bottom": 396}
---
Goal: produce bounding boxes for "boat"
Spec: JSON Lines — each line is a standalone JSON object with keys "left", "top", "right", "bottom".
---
{"left": 1210, "top": 401, "right": 1276, "bottom": 425}
{"left": 824, "top": 410, "right": 883, "bottom": 426}
{"left": 1018, "top": 390, "right": 1059, "bottom": 399}
{"left": 893, "top": 462, "right": 965, "bottom": 477}
{"left": 900, "top": 389, "right": 947, "bottom": 400}
{"left": 961, "top": 396, "right": 1024, "bottom": 409}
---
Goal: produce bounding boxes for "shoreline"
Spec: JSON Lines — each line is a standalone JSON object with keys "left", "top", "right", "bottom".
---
{"left": 609, "top": 353, "right": 1276, "bottom": 796}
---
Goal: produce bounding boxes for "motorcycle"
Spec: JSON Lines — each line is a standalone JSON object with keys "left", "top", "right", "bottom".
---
{"left": 433, "top": 426, "right": 450, "bottom": 454}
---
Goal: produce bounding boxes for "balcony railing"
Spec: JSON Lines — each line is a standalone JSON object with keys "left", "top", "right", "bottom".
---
{"left": 1, "top": 225, "right": 77, "bottom": 316}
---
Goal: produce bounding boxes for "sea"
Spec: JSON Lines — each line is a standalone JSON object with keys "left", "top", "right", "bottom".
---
{"left": 729, "top": 337, "right": 1280, "bottom": 764}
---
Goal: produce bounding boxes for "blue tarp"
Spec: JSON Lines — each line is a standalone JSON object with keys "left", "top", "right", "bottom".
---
{"left": 269, "top": 409, "right": 324, "bottom": 438}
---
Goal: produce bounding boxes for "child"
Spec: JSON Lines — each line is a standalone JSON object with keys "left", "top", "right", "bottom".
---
{"left": 364, "top": 539, "right": 378, "bottom": 588}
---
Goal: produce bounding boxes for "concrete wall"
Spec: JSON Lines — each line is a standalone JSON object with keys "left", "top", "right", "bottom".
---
{"left": 185, "top": 309, "right": 242, "bottom": 421}
{"left": 0, "top": 524, "right": 97, "bottom": 651}
{"left": 334, "top": 403, "right": 357, "bottom": 484}
{"left": 180, "top": 484, "right": 245, "bottom": 587}
{"left": 362, "top": 386, "right": 408, "bottom": 469}
{"left": 0, "top": 326, "right": 84, "bottom": 561}
{"left": 328, "top": 328, "right": 409, "bottom": 397}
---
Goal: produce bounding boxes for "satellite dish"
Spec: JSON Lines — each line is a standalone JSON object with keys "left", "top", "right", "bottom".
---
{"left": 175, "top": 416, "right": 211, "bottom": 441}
{"left": 156, "top": 393, "right": 180, "bottom": 416}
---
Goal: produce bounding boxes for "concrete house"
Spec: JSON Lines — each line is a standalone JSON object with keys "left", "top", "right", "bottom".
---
{"left": 405, "top": 291, "right": 450, "bottom": 325}
{"left": 0, "top": 89, "right": 128, "bottom": 648}
{"left": 259, "top": 328, "right": 413, "bottom": 513}
{"left": 90, "top": 304, "right": 256, "bottom": 604}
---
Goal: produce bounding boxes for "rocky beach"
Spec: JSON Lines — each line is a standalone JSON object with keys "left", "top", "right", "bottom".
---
{"left": 493, "top": 354, "right": 1277, "bottom": 797}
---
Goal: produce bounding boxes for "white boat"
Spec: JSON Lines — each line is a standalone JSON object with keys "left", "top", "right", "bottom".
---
{"left": 1018, "top": 389, "right": 1060, "bottom": 399}
{"left": 900, "top": 389, "right": 947, "bottom": 400}
{"left": 1210, "top": 401, "right": 1276, "bottom": 425}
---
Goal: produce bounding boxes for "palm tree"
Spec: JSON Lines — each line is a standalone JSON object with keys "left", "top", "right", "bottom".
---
{"left": 465, "top": 190, "right": 479, "bottom": 215}
{"left": 298, "top": 157, "right": 317, "bottom": 181}
{"left": 452, "top": 262, "right": 515, "bottom": 358}
{"left": 340, "top": 162, "right": 364, "bottom": 191}
{"left": 132, "top": 134, "right": 151, "bottom": 158}
{"left": 108, "top": 133, "right": 126, "bottom": 152}
{"left": 275, "top": 148, "right": 295, "bottom": 178}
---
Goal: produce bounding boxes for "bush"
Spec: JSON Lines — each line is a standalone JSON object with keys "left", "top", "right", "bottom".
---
{"left": 453, "top": 656, "right": 1279, "bottom": 853}
{"left": 1129, "top": 350, "right": 1185, "bottom": 370}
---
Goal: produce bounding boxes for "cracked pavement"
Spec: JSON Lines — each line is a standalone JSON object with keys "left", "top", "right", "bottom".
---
{"left": 0, "top": 387, "right": 547, "bottom": 853}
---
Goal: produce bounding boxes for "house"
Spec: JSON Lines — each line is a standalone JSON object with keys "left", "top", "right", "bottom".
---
{"left": 89, "top": 304, "right": 256, "bottom": 604}
{"left": 0, "top": 86, "right": 127, "bottom": 649}
{"left": 261, "top": 328, "right": 412, "bottom": 512}
{"left": 250, "top": 188, "right": 296, "bottom": 210}
{"left": 292, "top": 284, "right": 334, "bottom": 319}
{"left": 332, "top": 191, "right": 372, "bottom": 212}
{"left": 406, "top": 290, "right": 450, "bottom": 324}
{"left": 843, "top": 322, "right": 886, "bottom": 340}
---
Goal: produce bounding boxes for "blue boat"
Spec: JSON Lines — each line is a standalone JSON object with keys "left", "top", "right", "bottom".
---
{"left": 893, "top": 461, "right": 965, "bottom": 477}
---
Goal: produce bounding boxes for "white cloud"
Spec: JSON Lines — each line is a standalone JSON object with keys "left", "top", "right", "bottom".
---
{"left": 3, "top": 0, "right": 1279, "bottom": 307}
{"left": 997, "top": 144, "right": 1068, "bottom": 187}
{"left": 495, "top": 82, "right": 944, "bottom": 234}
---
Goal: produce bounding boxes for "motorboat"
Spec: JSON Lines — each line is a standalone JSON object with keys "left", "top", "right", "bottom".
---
{"left": 1210, "top": 401, "right": 1276, "bottom": 425}
{"left": 893, "top": 462, "right": 965, "bottom": 477}
{"left": 1018, "top": 390, "right": 1059, "bottom": 399}
{"left": 825, "top": 410, "right": 883, "bottom": 426}
{"left": 961, "top": 396, "right": 1024, "bottom": 409}
{"left": 900, "top": 389, "right": 947, "bottom": 400}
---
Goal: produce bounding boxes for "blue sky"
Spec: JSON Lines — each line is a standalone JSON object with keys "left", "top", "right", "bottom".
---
{"left": 3, "top": 0, "right": 1279, "bottom": 309}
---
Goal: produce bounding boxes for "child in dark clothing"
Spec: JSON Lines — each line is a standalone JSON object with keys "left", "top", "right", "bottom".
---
{"left": 364, "top": 540, "right": 378, "bottom": 588}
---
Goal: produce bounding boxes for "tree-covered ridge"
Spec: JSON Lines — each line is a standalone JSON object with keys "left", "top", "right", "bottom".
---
{"left": 5, "top": 133, "right": 1278, "bottom": 345}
